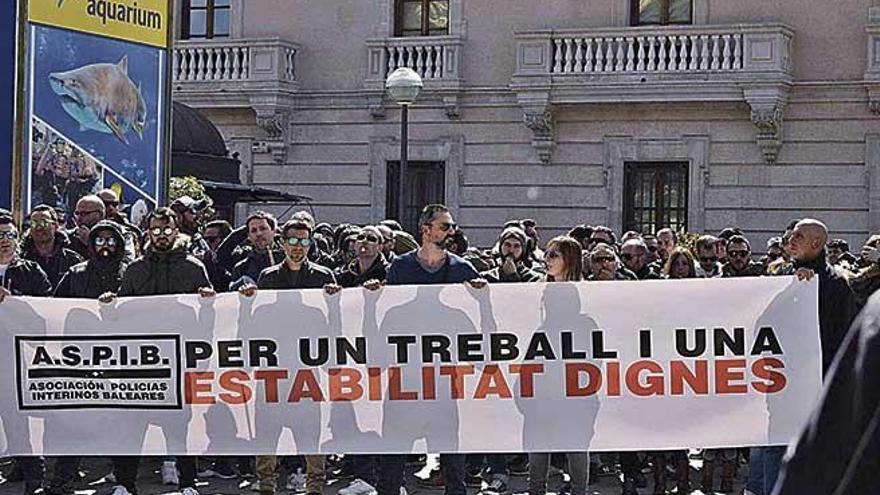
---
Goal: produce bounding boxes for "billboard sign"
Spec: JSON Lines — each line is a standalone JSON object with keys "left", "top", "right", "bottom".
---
{"left": 0, "top": 1, "right": 19, "bottom": 211}
{"left": 22, "top": 0, "right": 170, "bottom": 224}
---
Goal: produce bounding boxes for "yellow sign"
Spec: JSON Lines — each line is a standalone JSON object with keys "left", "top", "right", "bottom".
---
{"left": 29, "top": 0, "right": 169, "bottom": 48}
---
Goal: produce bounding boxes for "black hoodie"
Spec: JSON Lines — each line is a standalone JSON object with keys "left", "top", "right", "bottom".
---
{"left": 21, "top": 230, "right": 83, "bottom": 289}
{"left": 54, "top": 221, "right": 127, "bottom": 299}
{"left": 119, "top": 234, "right": 211, "bottom": 296}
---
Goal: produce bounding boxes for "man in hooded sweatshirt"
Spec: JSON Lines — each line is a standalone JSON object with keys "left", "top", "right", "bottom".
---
{"left": 45, "top": 220, "right": 128, "bottom": 495}
{"left": 481, "top": 226, "right": 542, "bottom": 283}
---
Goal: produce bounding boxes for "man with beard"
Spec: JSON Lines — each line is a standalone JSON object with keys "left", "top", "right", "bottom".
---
{"left": 239, "top": 219, "right": 339, "bottom": 495}
{"left": 695, "top": 235, "right": 723, "bottom": 278}
{"left": 21, "top": 205, "right": 82, "bottom": 289}
{"left": 656, "top": 228, "right": 677, "bottom": 264}
{"left": 224, "top": 211, "right": 284, "bottom": 289}
{"left": 44, "top": 221, "right": 128, "bottom": 495}
{"left": 481, "top": 227, "right": 541, "bottom": 283}
{"left": 336, "top": 225, "right": 389, "bottom": 287}
{"left": 721, "top": 235, "right": 764, "bottom": 278}
{"left": 108, "top": 207, "right": 214, "bottom": 495}
{"left": 0, "top": 212, "right": 51, "bottom": 495}
{"left": 170, "top": 196, "right": 210, "bottom": 257}
{"left": 98, "top": 188, "right": 140, "bottom": 258}
{"left": 67, "top": 195, "right": 106, "bottom": 258}
{"left": 587, "top": 244, "right": 627, "bottom": 281}
{"left": 373, "top": 204, "right": 487, "bottom": 495}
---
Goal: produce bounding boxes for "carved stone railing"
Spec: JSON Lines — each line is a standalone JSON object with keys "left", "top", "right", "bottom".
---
{"left": 511, "top": 23, "right": 794, "bottom": 163}
{"left": 172, "top": 37, "right": 301, "bottom": 164}
{"left": 365, "top": 35, "right": 463, "bottom": 119}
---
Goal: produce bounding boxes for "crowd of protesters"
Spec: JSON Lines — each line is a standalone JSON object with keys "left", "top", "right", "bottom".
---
{"left": 0, "top": 191, "right": 875, "bottom": 495}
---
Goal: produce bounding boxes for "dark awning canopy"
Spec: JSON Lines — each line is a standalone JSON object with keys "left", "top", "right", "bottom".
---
{"left": 199, "top": 180, "right": 312, "bottom": 204}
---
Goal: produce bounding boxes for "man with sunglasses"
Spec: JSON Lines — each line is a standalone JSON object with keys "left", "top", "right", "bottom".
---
{"left": 374, "top": 204, "right": 486, "bottom": 495}
{"left": 694, "top": 235, "right": 722, "bottom": 278}
{"left": 721, "top": 236, "right": 763, "bottom": 278}
{"left": 108, "top": 207, "right": 213, "bottom": 495}
{"left": 21, "top": 205, "right": 82, "bottom": 289}
{"left": 336, "top": 225, "right": 389, "bottom": 288}
{"left": 239, "top": 219, "right": 338, "bottom": 495}
{"left": 587, "top": 245, "right": 627, "bottom": 281}
{"left": 67, "top": 195, "right": 106, "bottom": 258}
{"left": 98, "top": 188, "right": 142, "bottom": 258}
{"left": 619, "top": 239, "right": 662, "bottom": 280}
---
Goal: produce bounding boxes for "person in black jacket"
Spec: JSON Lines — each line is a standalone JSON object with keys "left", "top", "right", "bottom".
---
{"left": 336, "top": 226, "right": 389, "bottom": 287}
{"left": 772, "top": 288, "right": 880, "bottom": 495}
{"left": 751, "top": 218, "right": 857, "bottom": 495}
{"left": 108, "top": 207, "right": 214, "bottom": 495}
{"left": 481, "top": 227, "right": 542, "bottom": 283}
{"left": 220, "top": 211, "right": 285, "bottom": 289}
{"left": 53, "top": 220, "right": 127, "bottom": 299}
{"left": 0, "top": 214, "right": 51, "bottom": 495}
{"left": 20, "top": 205, "right": 83, "bottom": 289}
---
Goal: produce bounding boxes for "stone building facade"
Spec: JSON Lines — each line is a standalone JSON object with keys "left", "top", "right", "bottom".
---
{"left": 172, "top": 0, "right": 880, "bottom": 250}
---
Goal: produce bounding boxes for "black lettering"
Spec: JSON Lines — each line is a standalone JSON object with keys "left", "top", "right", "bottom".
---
{"left": 490, "top": 333, "right": 519, "bottom": 361}
{"left": 524, "top": 332, "right": 556, "bottom": 360}
{"left": 140, "top": 345, "right": 161, "bottom": 366}
{"left": 422, "top": 335, "right": 452, "bottom": 363}
{"left": 457, "top": 334, "right": 483, "bottom": 362}
{"left": 387, "top": 335, "right": 416, "bottom": 364}
{"left": 676, "top": 328, "right": 706, "bottom": 357}
{"left": 299, "top": 338, "right": 329, "bottom": 366}
{"left": 32, "top": 346, "right": 53, "bottom": 365}
{"left": 561, "top": 331, "right": 587, "bottom": 359}
{"left": 336, "top": 337, "right": 366, "bottom": 365}
{"left": 185, "top": 341, "right": 212, "bottom": 368}
{"left": 639, "top": 329, "right": 652, "bottom": 358}
{"left": 591, "top": 330, "right": 618, "bottom": 359}
{"left": 61, "top": 345, "right": 81, "bottom": 366}
{"left": 218, "top": 340, "right": 244, "bottom": 367}
{"left": 249, "top": 339, "right": 278, "bottom": 367}
{"left": 92, "top": 346, "right": 113, "bottom": 365}
{"left": 714, "top": 327, "right": 745, "bottom": 356}
{"left": 751, "top": 326, "right": 784, "bottom": 355}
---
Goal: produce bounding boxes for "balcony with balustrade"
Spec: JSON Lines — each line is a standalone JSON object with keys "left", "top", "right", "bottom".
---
{"left": 511, "top": 23, "right": 794, "bottom": 163}
{"left": 365, "top": 35, "right": 463, "bottom": 90}
{"left": 172, "top": 37, "right": 299, "bottom": 114}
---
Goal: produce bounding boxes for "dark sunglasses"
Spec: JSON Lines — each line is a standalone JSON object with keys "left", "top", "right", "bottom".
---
{"left": 591, "top": 256, "right": 614, "bottom": 263}
{"left": 285, "top": 237, "right": 312, "bottom": 247}
{"left": 698, "top": 256, "right": 718, "bottom": 263}
{"left": 93, "top": 237, "right": 118, "bottom": 247}
{"left": 545, "top": 250, "right": 562, "bottom": 259}
{"left": 728, "top": 250, "right": 750, "bottom": 258}
{"left": 620, "top": 253, "right": 636, "bottom": 261}
{"left": 203, "top": 236, "right": 222, "bottom": 243}
{"left": 646, "top": 246, "right": 658, "bottom": 252}
{"left": 434, "top": 222, "right": 457, "bottom": 232}
{"left": 0, "top": 231, "right": 18, "bottom": 240}
{"left": 104, "top": 201, "right": 119, "bottom": 207}
{"left": 30, "top": 219, "right": 54, "bottom": 229}
{"left": 357, "top": 234, "right": 380, "bottom": 243}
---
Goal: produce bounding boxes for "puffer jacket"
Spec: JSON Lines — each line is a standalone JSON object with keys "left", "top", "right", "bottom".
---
{"left": 21, "top": 230, "right": 83, "bottom": 289}
{"left": 54, "top": 221, "right": 127, "bottom": 299}
{"left": 119, "top": 235, "right": 211, "bottom": 296}
{"left": 0, "top": 258, "right": 51, "bottom": 296}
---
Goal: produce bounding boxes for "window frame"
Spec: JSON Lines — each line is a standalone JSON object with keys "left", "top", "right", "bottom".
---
{"left": 622, "top": 161, "right": 689, "bottom": 235}
{"left": 181, "top": 0, "right": 231, "bottom": 40}
{"left": 629, "top": 0, "right": 693, "bottom": 27}
{"left": 394, "top": 0, "right": 450, "bottom": 37}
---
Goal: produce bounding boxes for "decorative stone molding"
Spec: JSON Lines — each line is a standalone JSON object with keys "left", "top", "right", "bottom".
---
{"left": 252, "top": 106, "right": 291, "bottom": 164}
{"left": 254, "top": 109, "right": 289, "bottom": 139}
{"left": 864, "top": 10, "right": 880, "bottom": 114}
{"left": 744, "top": 86, "right": 789, "bottom": 163}
{"left": 443, "top": 95, "right": 461, "bottom": 119}
{"left": 251, "top": 140, "right": 288, "bottom": 165}
{"left": 523, "top": 107, "right": 554, "bottom": 164}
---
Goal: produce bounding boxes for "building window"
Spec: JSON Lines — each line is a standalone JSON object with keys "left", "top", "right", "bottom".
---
{"left": 395, "top": 0, "right": 449, "bottom": 37}
{"left": 630, "top": 0, "right": 692, "bottom": 26}
{"left": 623, "top": 162, "right": 689, "bottom": 234}
{"left": 386, "top": 161, "right": 446, "bottom": 234}
{"left": 181, "top": 0, "right": 231, "bottom": 39}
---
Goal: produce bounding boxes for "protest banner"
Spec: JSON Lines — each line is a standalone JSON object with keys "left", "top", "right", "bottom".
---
{"left": 0, "top": 277, "right": 821, "bottom": 456}
{"left": 20, "top": 0, "right": 171, "bottom": 221}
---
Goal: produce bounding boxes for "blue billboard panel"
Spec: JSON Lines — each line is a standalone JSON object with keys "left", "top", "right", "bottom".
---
{"left": 22, "top": 22, "right": 167, "bottom": 218}
{"left": 0, "top": 1, "right": 17, "bottom": 210}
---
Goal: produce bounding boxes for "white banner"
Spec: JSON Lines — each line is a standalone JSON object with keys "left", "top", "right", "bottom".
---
{"left": 0, "top": 277, "right": 822, "bottom": 455}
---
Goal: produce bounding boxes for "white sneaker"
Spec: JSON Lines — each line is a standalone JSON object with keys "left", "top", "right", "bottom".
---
{"left": 338, "top": 479, "right": 378, "bottom": 495}
{"left": 285, "top": 468, "right": 306, "bottom": 492}
{"left": 162, "top": 461, "right": 180, "bottom": 486}
{"left": 181, "top": 488, "right": 200, "bottom": 495}
{"left": 110, "top": 485, "right": 132, "bottom": 495}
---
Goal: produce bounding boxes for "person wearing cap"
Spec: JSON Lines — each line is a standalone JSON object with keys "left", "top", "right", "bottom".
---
{"left": 335, "top": 226, "right": 389, "bottom": 288}
{"left": 170, "top": 196, "right": 210, "bottom": 258}
{"left": 760, "top": 236, "right": 785, "bottom": 271}
{"left": 481, "top": 227, "right": 542, "bottom": 283}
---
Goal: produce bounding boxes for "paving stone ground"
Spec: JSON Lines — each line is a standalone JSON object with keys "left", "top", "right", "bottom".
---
{"left": 0, "top": 456, "right": 746, "bottom": 495}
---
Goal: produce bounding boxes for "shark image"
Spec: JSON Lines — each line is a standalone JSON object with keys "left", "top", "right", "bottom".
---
{"left": 49, "top": 55, "right": 147, "bottom": 145}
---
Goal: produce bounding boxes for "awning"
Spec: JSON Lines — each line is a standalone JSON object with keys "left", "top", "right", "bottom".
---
{"left": 199, "top": 180, "right": 312, "bottom": 203}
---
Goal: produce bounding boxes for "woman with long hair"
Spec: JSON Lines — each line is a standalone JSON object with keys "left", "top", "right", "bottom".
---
{"left": 527, "top": 235, "right": 589, "bottom": 495}
{"left": 663, "top": 246, "right": 697, "bottom": 279}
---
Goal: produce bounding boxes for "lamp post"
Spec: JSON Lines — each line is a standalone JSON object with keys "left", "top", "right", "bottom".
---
{"left": 385, "top": 67, "right": 422, "bottom": 229}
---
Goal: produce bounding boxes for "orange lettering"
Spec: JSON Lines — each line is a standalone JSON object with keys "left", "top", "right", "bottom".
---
{"left": 368, "top": 367, "right": 382, "bottom": 401}
{"left": 625, "top": 360, "right": 664, "bottom": 396}
{"left": 474, "top": 365, "right": 512, "bottom": 399}
{"left": 288, "top": 369, "right": 325, "bottom": 402}
{"left": 329, "top": 368, "right": 363, "bottom": 401}
{"left": 389, "top": 367, "right": 418, "bottom": 400}
{"left": 510, "top": 363, "right": 543, "bottom": 397}
{"left": 670, "top": 360, "right": 709, "bottom": 395}
{"left": 219, "top": 370, "right": 252, "bottom": 405}
{"left": 715, "top": 359, "right": 748, "bottom": 394}
{"left": 606, "top": 361, "right": 621, "bottom": 396}
{"left": 422, "top": 367, "right": 437, "bottom": 400}
{"left": 184, "top": 371, "right": 215, "bottom": 405}
{"left": 751, "top": 358, "right": 787, "bottom": 394}
{"left": 565, "top": 363, "right": 602, "bottom": 397}
{"left": 439, "top": 365, "right": 475, "bottom": 399}
{"left": 254, "top": 369, "right": 288, "bottom": 403}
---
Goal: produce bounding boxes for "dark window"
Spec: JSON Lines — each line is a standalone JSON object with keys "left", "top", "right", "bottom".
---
{"left": 386, "top": 161, "right": 446, "bottom": 235}
{"left": 630, "top": 0, "right": 692, "bottom": 26}
{"left": 623, "top": 162, "right": 689, "bottom": 234}
{"left": 181, "top": 0, "right": 231, "bottom": 39}
{"left": 395, "top": 0, "right": 449, "bottom": 37}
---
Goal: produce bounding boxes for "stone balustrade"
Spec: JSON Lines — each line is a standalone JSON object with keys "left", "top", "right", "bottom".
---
{"left": 365, "top": 35, "right": 463, "bottom": 89}
{"left": 173, "top": 37, "right": 299, "bottom": 87}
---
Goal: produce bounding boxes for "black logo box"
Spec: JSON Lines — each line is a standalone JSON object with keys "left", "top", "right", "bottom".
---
{"left": 14, "top": 334, "right": 183, "bottom": 411}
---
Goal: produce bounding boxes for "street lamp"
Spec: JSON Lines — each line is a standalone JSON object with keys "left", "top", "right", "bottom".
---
{"left": 385, "top": 67, "right": 422, "bottom": 230}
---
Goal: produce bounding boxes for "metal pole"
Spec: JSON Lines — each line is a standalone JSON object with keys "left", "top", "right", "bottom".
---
{"left": 398, "top": 104, "right": 408, "bottom": 228}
